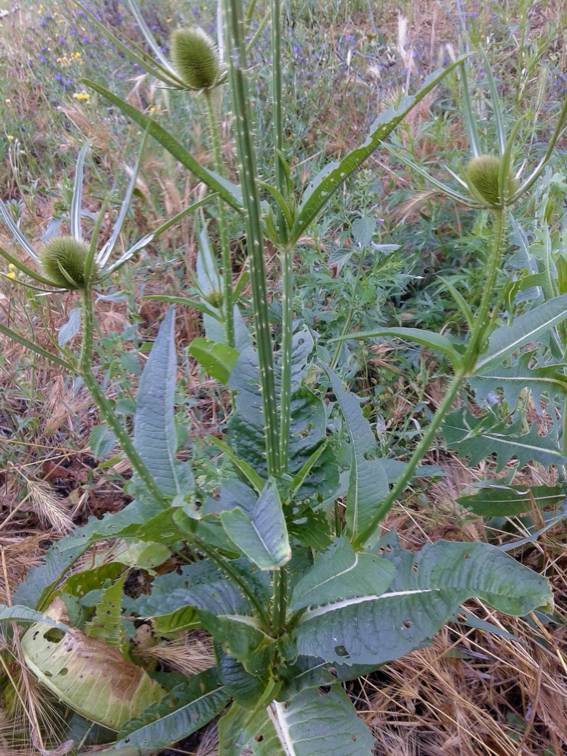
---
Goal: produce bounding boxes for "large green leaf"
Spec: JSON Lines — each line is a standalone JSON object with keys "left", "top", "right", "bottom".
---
{"left": 443, "top": 408, "right": 567, "bottom": 469}
{"left": 218, "top": 686, "right": 373, "bottom": 755}
{"left": 290, "top": 538, "right": 394, "bottom": 611}
{"left": 296, "top": 540, "right": 551, "bottom": 666}
{"left": 134, "top": 307, "right": 180, "bottom": 497}
{"left": 334, "top": 326, "right": 462, "bottom": 367}
{"left": 108, "top": 670, "right": 230, "bottom": 752}
{"left": 290, "top": 60, "right": 462, "bottom": 242}
{"left": 476, "top": 294, "right": 567, "bottom": 371}
{"left": 458, "top": 484, "right": 565, "bottom": 517}
{"left": 326, "top": 368, "right": 389, "bottom": 540}
{"left": 221, "top": 480, "right": 291, "bottom": 570}
{"left": 84, "top": 79, "right": 243, "bottom": 212}
{"left": 188, "top": 337, "right": 239, "bottom": 384}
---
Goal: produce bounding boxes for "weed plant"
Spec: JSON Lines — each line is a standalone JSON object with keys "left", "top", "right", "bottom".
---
{"left": 0, "top": 0, "right": 566, "bottom": 752}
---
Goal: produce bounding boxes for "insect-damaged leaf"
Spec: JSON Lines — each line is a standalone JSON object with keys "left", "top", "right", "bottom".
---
{"left": 296, "top": 540, "right": 551, "bottom": 666}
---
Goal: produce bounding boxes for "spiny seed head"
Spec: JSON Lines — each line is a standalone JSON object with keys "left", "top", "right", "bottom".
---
{"left": 465, "top": 154, "right": 515, "bottom": 207}
{"left": 41, "top": 236, "right": 91, "bottom": 289}
{"left": 170, "top": 27, "right": 221, "bottom": 90}
{"left": 204, "top": 290, "right": 224, "bottom": 308}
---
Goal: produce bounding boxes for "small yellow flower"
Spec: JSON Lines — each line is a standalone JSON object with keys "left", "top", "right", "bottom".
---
{"left": 72, "top": 51, "right": 82, "bottom": 60}
{"left": 72, "top": 91, "right": 91, "bottom": 103}
{"left": 7, "top": 134, "right": 14, "bottom": 142}
{"left": 6, "top": 264, "right": 17, "bottom": 280}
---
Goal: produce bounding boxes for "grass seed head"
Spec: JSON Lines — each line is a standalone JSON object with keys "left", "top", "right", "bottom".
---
{"left": 170, "top": 27, "right": 221, "bottom": 90}
{"left": 465, "top": 154, "right": 515, "bottom": 207}
{"left": 40, "top": 236, "right": 91, "bottom": 289}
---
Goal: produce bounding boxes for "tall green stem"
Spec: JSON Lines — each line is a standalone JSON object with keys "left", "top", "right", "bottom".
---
{"left": 79, "top": 286, "right": 167, "bottom": 506}
{"left": 204, "top": 91, "right": 235, "bottom": 347}
{"left": 354, "top": 208, "right": 507, "bottom": 548}
{"left": 223, "top": 0, "right": 280, "bottom": 476}
{"left": 270, "top": 0, "right": 293, "bottom": 472}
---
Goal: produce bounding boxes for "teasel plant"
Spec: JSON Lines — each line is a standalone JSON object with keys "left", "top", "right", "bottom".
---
{"left": 335, "top": 61, "right": 567, "bottom": 545}
{"left": 75, "top": 0, "right": 238, "bottom": 347}
{"left": 0, "top": 138, "right": 209, "bottom": 502}
{"left": 0, "top": 2, "right": 564, "bottom": 753}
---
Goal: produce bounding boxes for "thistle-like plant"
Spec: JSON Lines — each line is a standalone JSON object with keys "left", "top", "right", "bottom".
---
{"left": 75, "top": 0, "right": 236, "bottom": 347}
{"left": 1, "top": 3, "right": 564, "bottom": 754}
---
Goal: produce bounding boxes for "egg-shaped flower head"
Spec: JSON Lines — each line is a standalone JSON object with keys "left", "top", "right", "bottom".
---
{"left": 465, "top": 154, "right": 516, "bottom": 207}
{"left": 170, "top": 27, "right": 222, "bottom": 91}
{"left": 41, "top": 236, "right": 92, "bottom": 290}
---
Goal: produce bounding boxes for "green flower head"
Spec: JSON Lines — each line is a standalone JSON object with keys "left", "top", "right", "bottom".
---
{"left": 170, "top": 27, "right": 221, "bottom": 90}
{"left": 41, "top": 236, "right": 91, "bottom": 289}
{"left": 465, "top": 154, "right": 516, "bottom": 207}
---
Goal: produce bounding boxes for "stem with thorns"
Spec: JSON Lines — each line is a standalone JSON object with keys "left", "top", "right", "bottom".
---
{"left": 79, "top": 285, "right": 167, "bottom": 506}
{"left": 204, "top": 90, "right": 235, "bottom": 347}
{"left": 223, "top": 0, "right": 280, "bottom": 476}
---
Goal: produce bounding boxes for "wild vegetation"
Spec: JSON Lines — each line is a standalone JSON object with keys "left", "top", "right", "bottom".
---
{"left": 0, "top": 0, "right": 566, "bottom": 754}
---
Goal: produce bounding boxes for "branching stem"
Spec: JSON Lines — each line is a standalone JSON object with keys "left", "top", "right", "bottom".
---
{"left": 354, "top": 207, "right": 508, "bottom": 548}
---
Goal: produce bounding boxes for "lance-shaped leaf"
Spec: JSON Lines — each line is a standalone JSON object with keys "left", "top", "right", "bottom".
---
{"left": 458, "top": 484, "right": 565, "bottom": 517}
{"left": 290, "top": 538, "right": 394, "bottom": 611}
{"left": 188, "top": 337, "right": 239, "bottom": 384}
{"left": 221, "top": 480, "right": 291, "bottom": 570}
{"left": 134, "top": 307, "right": 180, "bottom": 497}
{"left": 290, "top": 59, "right": 462, "bottom": 242}
{"left": 476, "top": 293, "right": 567, "bottom": 371}
{"left": 267, "top": 687, "right": 373, "bottom": 755}
{"left": 443, "top": 408, "right": 567, "bottom": 469}
{"left": 332, "top": 326, "right": 462, "bottom": 368}
{"left": 108, "top": 670, "right": 229, "bottom": 752}
{"left": 85, "top": 79, "right": 243, "bottom": 211}
{"left": 218, "top": 686, "right": 373, "bottom": 755}
{"left": 229, "top": 342, "right": 336, "bottom": 499}
{"left": 326, "top": 367, "right": 389, "bottom": 540}
{"left": 471, "top": 356, "right": 567, "bottom": 409}
{"left": 296, "top": 540, "right": 552, "bottom": 666}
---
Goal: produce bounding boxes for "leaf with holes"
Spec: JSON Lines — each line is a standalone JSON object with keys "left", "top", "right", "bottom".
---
{"left": 21, "top": 602, "right": 165, "bottom": 731}
{"left": 218, "top": 685, "right": 373, "bottom": 755}
{"left": 296, "top": 540, "right": 551, "bottom": 665}
{"left": 290, "top": 538, "right": 394, "bottom": 611}
{"left": 443, "top": 408, "right": 567, "bottom": 469}
{"left": 470, "top": 356, "right": 567, "bottom": 409}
